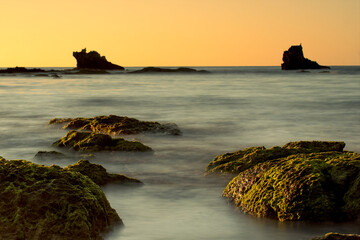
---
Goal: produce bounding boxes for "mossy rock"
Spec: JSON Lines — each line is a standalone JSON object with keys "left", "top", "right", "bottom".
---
{"left": 49, "top": 115, "right": 181, "bottom": 135}
{"left": 223, "top": 151, "right": 360, "bottom": 221}
{"left": 0, "top": 158, "right": 121, "bottom": 240}
{"left": 53, "top": 130, "right": 152, "bottom": 152}
{"left": 311, "top": 232, "right": 360, "bottom": 240}
{"left": 206, "top": 141, "right": 345, "bottom": 174}
{"left": 64, "top": 160, "right": 142, "bottom": 186}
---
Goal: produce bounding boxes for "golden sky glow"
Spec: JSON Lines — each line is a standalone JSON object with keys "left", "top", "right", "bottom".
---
{"left": 1, "top": 0, "right": 359, "bottom": 67}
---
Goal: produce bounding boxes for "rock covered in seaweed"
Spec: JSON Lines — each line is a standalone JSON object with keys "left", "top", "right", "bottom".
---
{"left": 206, "top": 141, "right": 345, "bottom": 174}
{"left": 53, "top": 130, "right": 152, "bottom": 152}
{"left": 207, "top": 141, "right": 360, "bottom": 222}
{"left": 65, "top": 160, "right": 142, "bottom": 186}
{"left": 281, "top": 44, "right": 330, "bottom": 70}
{"left": 73, "top": 48, "right": 124, "bottom": 70}
{"left": 49, "top": 115, "right": 181, "bottom": 136}
{"left": 34, "top": 150, "right": 66, "bottom": 160}
{"left": 311, "top": 233, "right": 360, "bottom": 240}
{"left": 0, "top": 157, "right": 121, "bottom": 240}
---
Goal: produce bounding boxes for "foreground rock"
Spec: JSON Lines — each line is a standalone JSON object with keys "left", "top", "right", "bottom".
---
{"left": 206, "top": 141, "right": 345, "bottom": 174}
{"left": 311, "top": 233, "right": 360, "bottom": 240}
{"left": 49, "top": 115, "right": 181, "bottom": 135}
{"left": 65, "top": 160, "right": 142, "bottom": 186}
{"left": 0, "top": 157, "right": 121, "bottom": 240}
{"left": 0, "top": 67, "right": 45, "bottom": 73}
{"left": 128, "top": 67, "right": 209, "bottom": 74}
{"left": 53, "top": 130, "right": 152, "bottom": 152}
{"left": 207, "top": 141, "right": 360, "bottom": 222}
{"left": 281, "top": 44, "right": 330, "bottom": 70}
{"left": 73, "top": 48, "right": 124, "bottom": 70}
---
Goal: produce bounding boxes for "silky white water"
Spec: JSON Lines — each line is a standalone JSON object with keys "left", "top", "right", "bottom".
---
{"left": 0, "top": 66, "right": 359, "bottom": 239}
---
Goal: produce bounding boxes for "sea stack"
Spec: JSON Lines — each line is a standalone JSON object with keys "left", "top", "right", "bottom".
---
{"left": 281, "top": 44, "right": 329, "bottom": 70}
{"left": 73, "top": 48, "right": 124, "bottom": 70}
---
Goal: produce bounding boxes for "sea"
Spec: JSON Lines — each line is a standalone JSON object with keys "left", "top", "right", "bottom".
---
{"left": 0, "top": 66, "right": 359, "bottom": 239}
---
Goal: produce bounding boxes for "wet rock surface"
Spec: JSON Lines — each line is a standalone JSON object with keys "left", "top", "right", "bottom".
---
{"left": 207, "top": 141, "right": 360, "bottom": 222}
{"left": 53, "top": 130, "right": 152, "bottom": 152}
{"left": 281, "top": 45, "right": 330, "bottom": 70}
{"left": 73, "top": 48, "right": 124, "bottom": 70}
{"left": 0, "top": 157, "right": 121, "bottom": 240}
{"left": 311, "top": 233, "right": 360, "bottom": 240}
{"left": 49, "top": 115, "right": 181, "bottom": 136}
{"left": 65, "top": 160, "right": 142, "bottom": 186}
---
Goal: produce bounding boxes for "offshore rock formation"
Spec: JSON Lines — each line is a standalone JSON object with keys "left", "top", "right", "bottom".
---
{"left": 53, "top": 130, "right": 152, "bottom": 152}
{"left": 281, "top": 44, "right": 330, "bottom": 70}
{"left": 64, "top": 160, "right": 142, "bottom": 186}
{"left": 49, "top": 115, "right": 181, "bottom": 136}
{"left": 0, "top": 157, "right": 121, "bottom": 240}
{"left": 73, "top": 48, "right": 124, "bottom": 70}
{"left": 0, "top": 67, "right": 45, "bottom": 73}
{"left": 206, "top": 141, "right": 360, "bottom": 222}
{"left": 311, "top": 233, "right": 360, "bottom": 240}
{"left": 128, "top": 67, "right": 209, "bottom": 74}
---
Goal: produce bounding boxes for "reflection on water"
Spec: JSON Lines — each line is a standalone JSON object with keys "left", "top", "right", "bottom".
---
{"left": 0, "top": 66, "right": 359, "bottom": 239}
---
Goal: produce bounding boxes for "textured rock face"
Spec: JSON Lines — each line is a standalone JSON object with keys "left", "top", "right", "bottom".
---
{"left": 281, "top": 45, "right": 330, "bottom": 70}
{"left": 0, "top": 158, "right": 121, "bottom": 240}
{"left": 206, "top": 141, "right": 345, "bottom": 174}
{"left": 53, "top": 130, "right": 152, "bottom": 152}
{"left": 207, "top": 141, "right": 360, "bottom": 222}
{"left": 311, "top": 233, "right": 360, "bottom": 240}
{"left": 73, "top": 48, "right": 124, "bottom": 70}
{"left": 49, "top": 115, "right": 181, "bottom": 136}
{"left": 65, "top": 160, "right": 142, "bottom": 186}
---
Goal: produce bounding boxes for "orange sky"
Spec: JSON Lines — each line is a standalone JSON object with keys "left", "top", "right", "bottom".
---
{"left": 1, "top": 0, "right": 359, "bottom": 67}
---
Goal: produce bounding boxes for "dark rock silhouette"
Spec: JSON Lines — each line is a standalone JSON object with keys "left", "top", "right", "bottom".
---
{"left": 0, "top": 67, "right": 45, "bottom": 73}
{"left": 128, "top": 67, "right": 209, "bottom": 74}
{"left": 281, "top": 44, "right": 330, "bottom": 70}
{"left": 73, "top": 48, "right": 124, "bottom": 70}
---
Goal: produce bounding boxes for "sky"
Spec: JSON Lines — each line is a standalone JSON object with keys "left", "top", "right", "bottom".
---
{"left": 1, "top": 0, "right": 359, "bottom": 67}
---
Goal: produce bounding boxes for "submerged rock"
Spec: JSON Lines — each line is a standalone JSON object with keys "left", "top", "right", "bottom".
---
{"left": 53, "top": 130, "right": 152, "bottom": 152}
{"left": 49, "top": 115, "right": 181, "bottom": 136}
{"left": 0, "top": 157, "right": 121, "bottom": 240}
{"left": 64, "top": 160, "right": 142, "bottom": 186}
{"left": 207, "top": 141, "right": 360, "bottom": 222}
{"left": 281, "top": 44, "right": 330, "bottom": 70}
{"left": 73, "top": 48, "right": 124, "bottom": 70}
{"left": 34, "top": 150, "right": 66, "bottom": 160}
{"left": 128, "top": 67, "right": 209, "bottom": 74}
{"left": 311, "top": 233, "right": 360, "bottom": 240}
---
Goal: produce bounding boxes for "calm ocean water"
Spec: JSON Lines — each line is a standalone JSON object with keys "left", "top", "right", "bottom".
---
{"left": 0, "top": 66, "right": 359, "bottom": 239}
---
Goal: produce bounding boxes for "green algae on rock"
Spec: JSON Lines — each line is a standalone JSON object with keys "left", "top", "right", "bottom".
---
{"left": 0, "top": 158, "right": 121, "bottom": 240}
{"left": 34, "top": 150, "right": 66, "bottom": 160}
{"left": 222, "top": 149, "right": 360, "bottom": 221}
{"left": 311, "top": 232, "right": 360, "bottom": 240}
{"left": 206, "top": 141, "right": 345, "bottom": 175}
{"left": 65, "top": 160, "right": 142, "bottom": 186}
{"left": 53, "top": 130, "right": 152, "bottom": 152}
{"left": 48, "top": 115, "right": 181, "bottom": 136}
